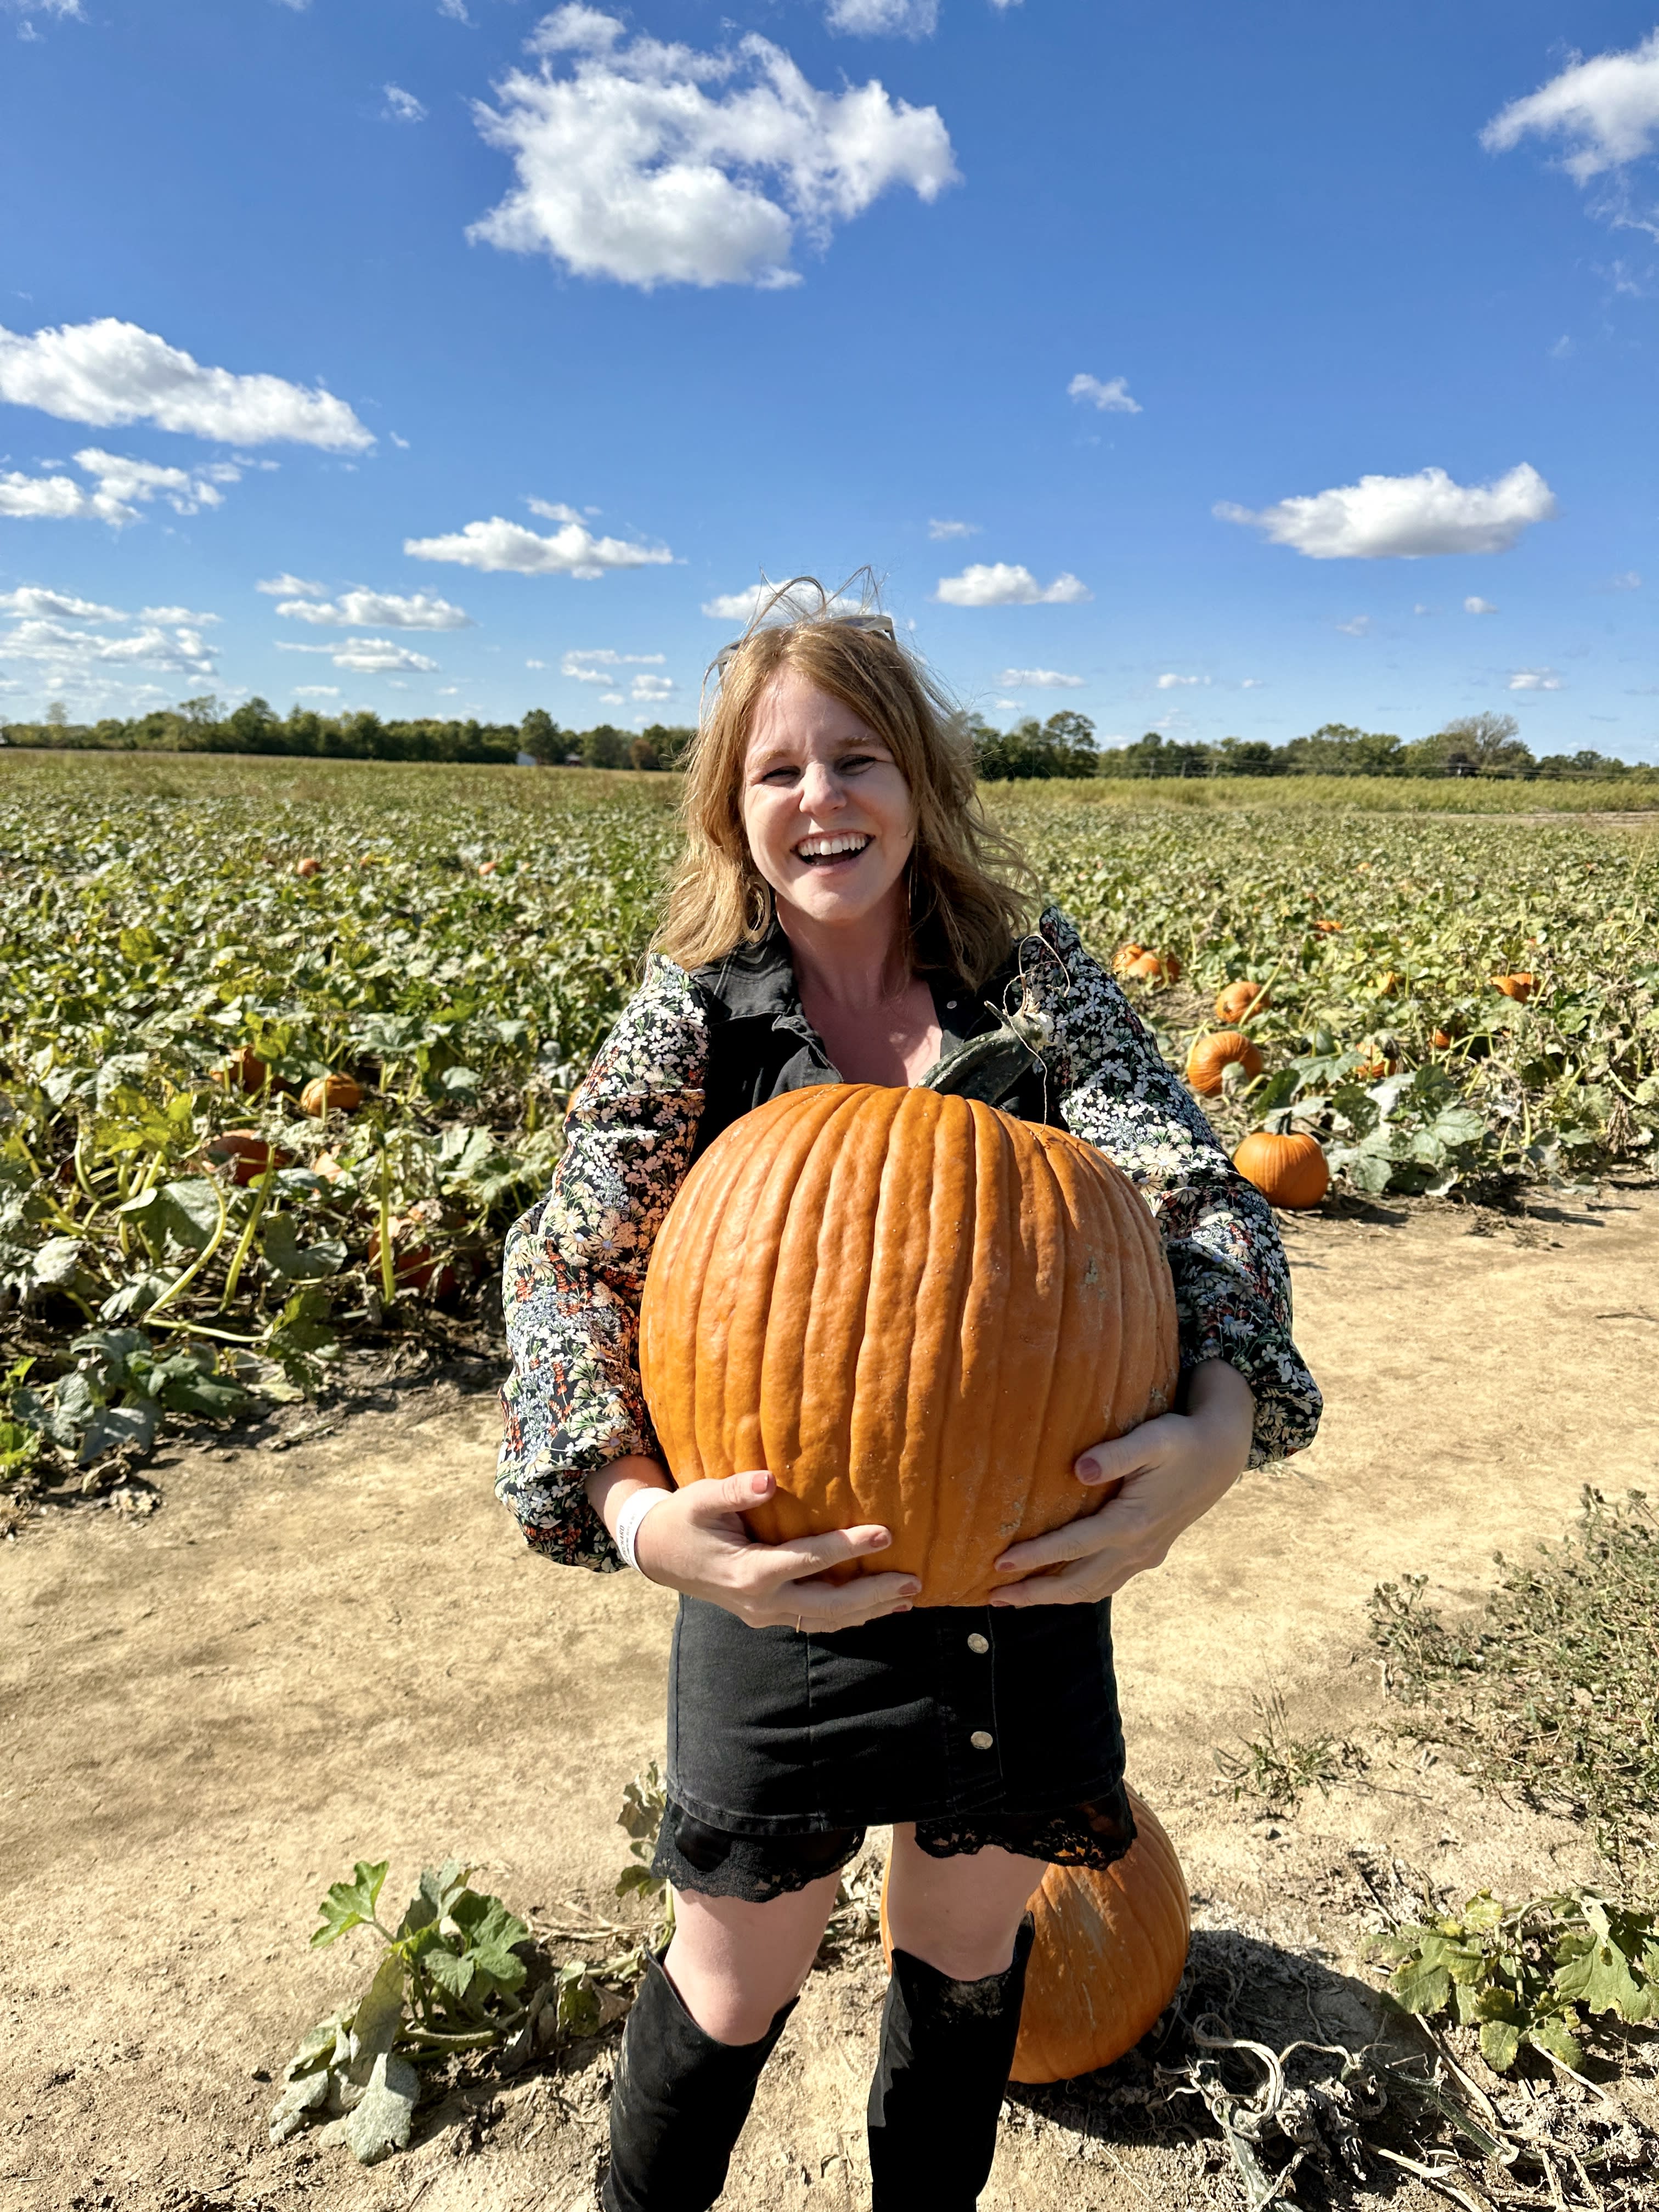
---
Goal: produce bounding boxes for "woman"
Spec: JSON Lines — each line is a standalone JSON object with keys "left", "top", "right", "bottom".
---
{"left": 498, "top": 590, "right": 1321, "bottom": 2211}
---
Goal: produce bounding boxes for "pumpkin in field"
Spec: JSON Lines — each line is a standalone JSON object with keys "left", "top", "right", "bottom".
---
{"left": 1354, "top": 1038, "right": 1397, "bottom": 1080}
{"left": 1124, "top": 949, "right": 1182, "bottom": 986}
{"left": 478, "top": 859, "right": 499, "bottom": 877}
{"left": 1185, "top": 1029, "right": 1263, "bottom": 1097}
{"left": 300, "top": 1073, "right": 364, "bottom": 1117}
{"left": 1213, "top": 980, "right": 1269, "bottom": 1024}
{"left": 1233, "top": 1130, "right": 1329, "bottom": 1210}
{"left": 214, "top": 1045, "right": 269, "bottom": 1094}
{"left": 1492, "top": 972, "right": 1535, "bottom": 1002}
{"left": 637, "top": 1085, "right": 1179, "bottom": 1609}
{"left": 369, "top": 1217, "right": 458, "bottom": 1295}
{"left": 1111, "top": 943, "right": 1145, "bottom": 977}
{"left": 879, "top": 1784, "right": 1190, "bottom": 2083}
{"left": 293, "top": 856, "right": 321, "bottom": 878}
{"left": 205, "top": 1130, "right": 292, "bottom": 1186}
{"left": 1311, "top": 917, "right": 1342, "bottom": 936}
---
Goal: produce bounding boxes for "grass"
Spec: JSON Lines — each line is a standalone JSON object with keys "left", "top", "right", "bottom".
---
{"left": 1368, "top": 1489, "right": 1659, "bottom": 1885}
{"left": 1213, "top": 1688, "right": 1358, "bottom": 1813}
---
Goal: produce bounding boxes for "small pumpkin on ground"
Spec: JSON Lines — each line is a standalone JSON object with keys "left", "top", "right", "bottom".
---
{"left": 1353, "top": 1038, "right": 1398, "bottom": 1080}
{"left": 205, "top": 1131, "right": 293, "bottom": 1186}
{"left": 1311, "top": 917, "right": 1342, "bottom": 936}
{"left": 1185, "top": 1029, "right": 1263, "bottom": 1097}
{"left": 1213, "top": 980, "right": 1269, "bottom": 1024}
{"left": 300, "top": 1073, "right": 365, "bottom": 1117}
{"left": 1110, "top": 943, "right": 1146, "bottom": 977}
{"left": 369, "top": 1216, "right": 458, "bottom": 1296}
{"left": 1492, "top": 972, "right": 1535, "bottom": 1002}
{"left": 639, "top": 1082, "right": 1179, "bottom": 1609}
{"left": 1123, "top": 949, "right": 1182, "bottom": 986}
{"left": 879, "top": 1784, "right": 1190, "bottom": 2083}
{"left": 293, "top": 857, "right": 321, "bottom": 879}
{"left": 1233, "top": 1130, "right": 1329, "bottom": 1210}
{"left": 214, "top": 1045, "right": 269, "bottom": 1094}
{"left": 478, "top": 860, "right": 499, "bottom": 877}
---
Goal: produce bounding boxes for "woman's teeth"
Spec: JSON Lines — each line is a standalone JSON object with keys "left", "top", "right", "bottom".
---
{"left": 795, "top": 834, "right": 870, "bottom": 864}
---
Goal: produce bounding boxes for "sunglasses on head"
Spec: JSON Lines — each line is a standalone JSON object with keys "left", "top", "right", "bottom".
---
{"left": 714, "top": 609, "right": 896, "bottom": 675}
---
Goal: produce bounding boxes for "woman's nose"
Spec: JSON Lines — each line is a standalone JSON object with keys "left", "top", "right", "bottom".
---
{"left": 797, "top": 762, "right": 844, "bottom": 813}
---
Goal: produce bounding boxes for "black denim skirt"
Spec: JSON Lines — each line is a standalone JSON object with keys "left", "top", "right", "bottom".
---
{"left": 652, "top": 1594, "right": 1137, "bottom": 1901}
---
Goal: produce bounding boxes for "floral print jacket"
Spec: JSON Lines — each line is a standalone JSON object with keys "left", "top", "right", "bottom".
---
{"left": 498, "top": 907, "right": 1322, "bottom": 1569}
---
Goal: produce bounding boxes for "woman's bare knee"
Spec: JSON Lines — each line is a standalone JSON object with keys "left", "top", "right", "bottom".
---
{"left": 883, "top": 1829, "right": 1044, "bottom": 1982}
{"left": 663, "top": 1872, "right": 841, "bottom": 2044}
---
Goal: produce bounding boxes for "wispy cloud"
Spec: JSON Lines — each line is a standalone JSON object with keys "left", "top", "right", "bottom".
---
{"left": 1509, "top": 667, "right": 1563, "bottom": 691}
{"left": 275, "top": 588, "right": 472, "bottom": 630}
{"left": 383, "top": 83, "right": 428, "bottom": 124}
{"left": 928, "top": 517, "right": 979, "bottom": 540}
{"left": 405, "top": 504, "right": 673, "bottom": 577}
{"left": 999, "top": 667, "right": 1084, "bottom": 689}
{"left": 1464, "top": 595, "right": 1499, "bottom": 614}
{"left": 1068, "top": 371, "right": 1141, "bottom": 414}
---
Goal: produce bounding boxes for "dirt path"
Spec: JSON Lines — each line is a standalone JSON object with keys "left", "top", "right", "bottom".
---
{"left": 3, "top": 1190, "right": 1655, "bottom": 2212}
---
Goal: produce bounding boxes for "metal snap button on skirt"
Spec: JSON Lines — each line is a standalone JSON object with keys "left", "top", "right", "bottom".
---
{"left": 664, "top": 1593, "right": 1128, "bottom": 1836}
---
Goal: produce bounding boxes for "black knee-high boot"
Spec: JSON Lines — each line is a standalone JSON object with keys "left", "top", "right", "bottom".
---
{"left": 601, "top": 1951, "right": 797, "bottom": 2212}
{"left": 866, "top": 1916, "right": 1035, "bottom": 2210}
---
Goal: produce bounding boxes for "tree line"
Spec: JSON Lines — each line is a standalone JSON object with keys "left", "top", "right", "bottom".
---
{"left": 1, "top": 695, "right": 1652, "bottom": 783}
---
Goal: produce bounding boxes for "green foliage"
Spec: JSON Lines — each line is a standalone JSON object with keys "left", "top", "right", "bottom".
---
{"left": 1372, "top": 1891, "right": 1659, "bottom": 2075}
{"left": 1213, "top": 1688, "right": 1359, "bottom": 1812}
{"left": 972, "top": 710, "right": 1101, "bottom": 780}
{"left": 1368, "top": 1491, "right": 1659, "bottom": 1878}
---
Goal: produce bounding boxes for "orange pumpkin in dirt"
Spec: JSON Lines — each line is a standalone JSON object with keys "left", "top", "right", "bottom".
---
{"left": 1124, "top": 949, "right": 1182, "bottom": 986}
{"left": 1354, "top": 1040, "right": 1398, "bottom": 1080}
{"left": 1311, "top": 918, "right": 1342, "bottom": 936}
{"left": 369, "top": 1218, "right": 458, "bottom": 1296}
{"left": 293, "top": 857, "right": 321, "bottom": 878}
{"left": 1232, "top": 1130, "right": 1329, "bottom": 1210}
{"left": 300, "top": 1073, "right": 364, "bottom": 1117}
{"left": 205, "top": 1131, "right": 293, "bottom": 1186}
{"left": 1213, "top": 980, "right": 1270, "bottom": 1024}
{"left": 1492, "top": 972, "right": 1535, "bottom": 1003}
{"left": 1185, "top": 1030, "right": 1263, "bottom": 1097}
{"left": 478, "top": 860, "right": 499, "bottom": 877}
{"left": 1111, "top": 943, "right": 1146, "bottom": 977}
{"left": 637, "top": 1085, "right": 1179, "bottom": 1610}
{"left": 879, "top": 1784, "right": 1191, "bottom": 2084}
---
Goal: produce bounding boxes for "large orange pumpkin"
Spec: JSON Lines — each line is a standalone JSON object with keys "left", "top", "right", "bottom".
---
{"left": 1185, "top": 1030, "right": 1263, "bottom": 1096}
{"left": 1492, "top": 972, "right": 1535, "bottom": 1002}
{"left": 637, "top": 1085, "right": 1178, "bottom": 1609}
{"left": 1233, "top": 1130, "right": 1329, "bottom": 1210}
{"left": 879, "top": 1784, "right": 1190, "bottom": 2083}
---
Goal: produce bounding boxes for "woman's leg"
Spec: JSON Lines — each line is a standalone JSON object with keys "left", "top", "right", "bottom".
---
{"left": 603, "top": 1872, "right": 842, "bottom": 2212}
{"left": 867, "top": 1829, "right": 1046, "bottom": 2210}
{"left": 664, "top": 1868, "right": 844, "bottom": 2042}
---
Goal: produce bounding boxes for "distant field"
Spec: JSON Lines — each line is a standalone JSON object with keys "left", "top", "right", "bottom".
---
{"left": 2, "top": 751, "right": 1654, "bottom": 1443}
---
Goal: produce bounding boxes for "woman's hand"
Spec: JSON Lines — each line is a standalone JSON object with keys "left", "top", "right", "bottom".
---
{"left": 590, "top": 1462, "right": 921, "bottom": 1632}
{"left": 988, "top": 1358, "right": 1256, "bottom": 1608}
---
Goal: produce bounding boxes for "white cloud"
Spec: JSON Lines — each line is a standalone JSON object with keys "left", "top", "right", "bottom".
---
{"left": 1609, "top": 569, "right": 1643, "bottom": 589}
{"left": 405, "top": 510, "right": 673, "bottom": 578}
{"left": 599, "top": 690, "right": 625, "bottom": 705}
{"left": 826, "top": 0, "right": 939, "bottom": 38}
{"left": 934, "top": 562, "right": 1092, "bottom": 607}
{"left": 526, "top": 656, "right": 547, "bottom": 669}
{"left": 0, "top": 446, "right": 241, "bottom": 526}
{"left": 699, "top": 583, "right": 862, "bottom": 622}
{"left": 1240, "top": 677, "right": 1266, "bottom": 689}
{"left": 257, "top": 571, "right": 325, "bottom": 596}
{"left": 1216, "top": 464, "right": 1556, "bottom": 559}
{"left": 277, "top": 588, "right": 473, "bottom": 630}
{"left": 140, "top": 604, "right": 219, "bottom": 625}
{"left": 527, "top": 496, "right": 589, "bottom": 523}
{"left": 0, "top": 614, "right": 217, "bottom": 678}
{"left": 0, "top": 318, "right": 372, "bottom": 449}
{"left": 383, "top": 83, "right": 427, "bottom": 123}
{"left": 294, "top": 684, "right": 341, "bottom": 697}
{"left": 276, "top": 636, "right": 441, "bottom": 674}
{"left": 468, "top": 5, "right": 958, "bottom": 290}
{"left": 1155, "top": 672, "right": 1210, "bottom": 688}
{"left": 439, "top": 0, "right": 472, "bottom": 19}
{"left": 1509, "top": 667, "right": 1564, "bottom": 691}
{"left": 999, "top": 666, "right": 1084, "bottom": 689}
{"left": 1068, "top": 372, "right": 1141, "bottom": 414}
{"left": 563, "top": 647, "right": 668, "bottom": 681}
{"left": 928, "top": 517, "right": 979, "bottom": 540}
{"left": 1464, "top": 595, "right": 1499, "bottom": 614}
{"left": 1482, "top": 32, "right": 1659, "bottom": 182}
{"left": 632, "top": 672, "right": 675, "bottom": 701}
{"left": 1335, "top": 616, "right": 1372, "bottom": 637}
{"left": 0, "top": 584, "right": 123, "bottom": 620}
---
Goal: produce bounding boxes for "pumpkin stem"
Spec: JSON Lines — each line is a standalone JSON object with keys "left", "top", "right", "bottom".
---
{"left": 918, "top": 994, "right": 1054, "bottom": 1105}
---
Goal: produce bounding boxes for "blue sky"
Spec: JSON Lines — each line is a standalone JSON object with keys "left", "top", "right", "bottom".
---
{"left": 2, "top": 0, "right": 1657, "bottom": 757}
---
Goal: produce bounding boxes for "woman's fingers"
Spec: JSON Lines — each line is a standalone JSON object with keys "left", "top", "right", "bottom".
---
{"left": 745, "top": 1522, "right": 896, "bottom": 1585}
{"left": 988, "top": 1554, "right": 1120, "bottom": 1607}
{"left": 992, "top": 1510, "right": 1120, "bottom": 1577}
{"left": 1073, "top": 1414, "right": 1176, "bottom": 1486}
{"left": 767, "top": 1568, "right": 920, "bottom": 1631}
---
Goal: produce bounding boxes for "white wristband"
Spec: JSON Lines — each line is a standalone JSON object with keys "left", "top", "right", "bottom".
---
{"left": 614, "top": 1485, "right": 670, "bottom": 1574}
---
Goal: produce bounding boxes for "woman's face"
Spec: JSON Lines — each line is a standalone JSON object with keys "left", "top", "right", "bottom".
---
{"left": 740, "top": 667, "right": 917, "bottom": 935}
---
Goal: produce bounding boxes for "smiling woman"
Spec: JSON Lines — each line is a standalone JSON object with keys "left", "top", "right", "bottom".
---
{"left": 496, "top": 582, "right": 1320, "bottom": 2210}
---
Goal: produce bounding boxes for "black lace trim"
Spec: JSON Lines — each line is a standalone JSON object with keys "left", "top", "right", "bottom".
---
{"left": 651, "top": 1784, "right": 1138, "bottom": 1903}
